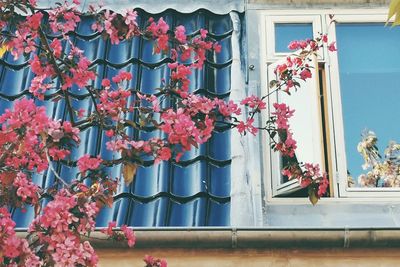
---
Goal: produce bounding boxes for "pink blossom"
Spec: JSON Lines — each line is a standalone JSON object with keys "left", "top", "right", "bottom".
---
{"left": 299, "top": 69, "right": 312, "bottom": 80}
{"left": 77, "top": 154, "right": 102, "bottom": 174}
{"left": 213, "top": 42, "right": 222, "bottom": 53}
{"left": 144, "top": 255, "right": 168, "bottom": 267}
{"left": 121, "top": 225, "right": 136, "bottom": 247}
{"left": 237, "top": 118, "right": 258, "bottom": 136}
{"left": 200, "top": 29, "right": 208, "bottom": 38}
{"left": 105, "top": 129, "right": 115, "bottom": 137}
{"left": 101, "top": 221, "right": 117, "bottom": 236}
{"left": 27, "top": 12, "right": 43, "bottom": 31}
{"left": 13, "top": 172, "right": 39, "bottom": 205}
{"left": 102, "top": 78, "right": 111, "bottom": 87}
{"left": 174, "top": 25, "right": 187, "bottom": 43}
{"left": 288, "top": 40, "right": 300, "bottom": 50}
{"left": 241, "top": 95, "right": 266, "bottom": 110}
{"left": 48, "top": 3, "right": 81, "bottom": 35}
{"left": 328, "top": 41, "right": 337, "bottom": 52}
{"left": 272, "top": 103, "right": 295, "bottom": 130}
{"left": 50, "top": 39, "right": 62, "bottom": 57}
{"left": 318, "top": 174, "right": 329, "bottom": 197}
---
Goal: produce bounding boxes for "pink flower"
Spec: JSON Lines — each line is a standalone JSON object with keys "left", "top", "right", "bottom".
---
{"left": 241, "top": 95, "right": 266, "bottom": 110}
{"left": 112, "top": 71, "right": 133, "bottom": 84}
{"left": 50, "top": 39, "right": 62, "bottom": 58}
{"left": 318, "top": 174, "right": 329, "bottom": 197}
{"left": 213, "top": 42, "right": 221, "bottom": 53}
{"left": 101, "top": 78, "right": 111, "bottom": 87}
{"left": 156, "top": 147, "right": 172, "bottom": 162}
{"left": 121, "top": 225, "right": 136, "bottom": 247}
{"left": 272, "top": 103, "right": 295, "bottom": 130}
{"left": 328, "top": 41, "right": 337, "bottom": 52}
{"left": 77, "top": 154, "right": 102, "bottom": 174}
{"left": 27, "top": 12, "right": 43, "bottom": 31}
{"left": 13, "top": 172, "right": 39, "bottom": 205}
{"left": 174, "top": 25, "right": 187, "bottom": 43}
{"left": 167, "top": 62, "right": 178, "bottom": 69}
{"left": 3, "top": 235, "right": 22, "bottom": 258}
{"left": 105, "top": 129, "right": 115, "bottom": 137}
{"left": 101, "top": 221, "right": 117, "bottom": 236}
{"left": 288, "top": 40, "right": 300, "bottom": 50}
{"left": 299, "top": 69, "right": 312, "bottom": 80}
{"left": 236, "top": 118, "right": 258, "bottom": 136}
{"left": 77, "top": 108, "right": 86, "bottom": 118}
{"left": 144, "top": 255, "right": 167, "bottom": 267}
{"left": 200, "top": 29, "right": 208, "bottom": 38}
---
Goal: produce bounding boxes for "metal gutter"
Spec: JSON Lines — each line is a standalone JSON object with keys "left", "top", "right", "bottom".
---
{"left": 75, "top": 227, "right": 400, "bottom": 249}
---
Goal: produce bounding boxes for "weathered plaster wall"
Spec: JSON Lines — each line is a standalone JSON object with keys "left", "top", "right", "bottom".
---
{"left": 98, "top": 248, "right": 400, "bottom": 267}
{"left": 249, "top": 0, "right": 390, "bottom": 5}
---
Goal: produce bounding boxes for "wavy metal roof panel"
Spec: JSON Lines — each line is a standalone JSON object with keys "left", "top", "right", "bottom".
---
{"left": 2, "top": 9, "right": 240, "bottom": 227}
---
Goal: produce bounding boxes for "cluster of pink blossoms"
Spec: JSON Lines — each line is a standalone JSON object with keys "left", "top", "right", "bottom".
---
{"left": 101, "top": 221, "right": 136, "bottom": 247}
{"left": 273, "top": 33, "right": 336, "bottom": 94}
{"left": 288, "top": 34, "right": 337, "bottom": 52}
{"left": 5, "top": 9, "right": 43, "bottom": 60}
{"left": 160, "top": 108, "right": 214, "bottom": 150}
{"left": 0, "top": 208, "right": 42, "bottom": 266}
{"left": 144, "top": 255, "right": 168, "bottom": 267}
{"left": 271, "top": 103, "right": 297, "bottom": 157}
{"left": 146, "top": 17, "right": 171, "bottom": 53}
{"left": 272, "top": 102, "right": 328, "bottom": 197}
{"left": 29, "top": 189, "right": 100, "bottom": 266}
{"left": 168, "top": 63, "right": 193, "bottom": 93}
{"left": 77, "top": 154, "right": 103, "bottom": 175}
{"left": 0, "top": 0, "right": 339, "bottom": 265}
{"left": 48, "top": 0, "right": 81, "bottom": 35}
{"left": 0, "top": 98, "right": 80, "bottom": 172}
{"left": 91, "top": 9, "right": 139, "bottom": 44}
{"left": 13, "top": 172, "right": 40, "bottom": 206}
{"left": 97, "top": 77, "right": 133, "bottom": 121}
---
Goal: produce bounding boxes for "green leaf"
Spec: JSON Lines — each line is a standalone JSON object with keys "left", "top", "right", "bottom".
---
{"left": 125, "top": 120, "right": 140, "bottom": 129}
{"left": 122, "top": 162, "right": 137, "bottom": 185}
{"left": 308, "top": 186, "right": 319, "bottom": 205}
{"left": 0, "top": 45, "right": 9, "bottom": 58}
{"left": 269, "top": 80, "right": 278, "bottom": 88}
{"left": 387, "top": 0, "right": 400, "bottom": 26}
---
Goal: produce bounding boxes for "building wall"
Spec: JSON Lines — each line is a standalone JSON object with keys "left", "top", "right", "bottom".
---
{"left": 98, "top": 248, "right": 400, "bottom": 267}
{"left": 249, "top": 0, "right": 390, "bottom": 5}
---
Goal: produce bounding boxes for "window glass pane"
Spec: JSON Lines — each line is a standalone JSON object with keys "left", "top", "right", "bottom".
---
{"left": 275, "top": 23, "right": 313, "bottom": 52}
{"left": 336, "top": 23, "right": 400, "bottom": 188}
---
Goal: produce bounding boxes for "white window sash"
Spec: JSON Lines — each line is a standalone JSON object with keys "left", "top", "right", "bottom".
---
{"left": 267, "top": 56, "right": 325, "bottom": 197}
{"left": 328, "top": 14, "right": 400, "bottom": 197}
{"left": 265, "top": 15, "right": 323, "bottom": 62}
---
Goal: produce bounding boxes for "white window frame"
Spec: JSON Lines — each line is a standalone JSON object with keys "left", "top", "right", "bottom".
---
{"left": 266, "top": 56, "right": 325, "bottom": 197}
{"left": 261, "top": 13, "right": 328, "bottom": 198}
{"left": 328, "top": 13, "right": 400, "bottom": 197}
{"left": 260, "top": 9, "right": 400, "bottom": 202}
{"left": 265, "top": 15, "right": 324, "bottom": 61}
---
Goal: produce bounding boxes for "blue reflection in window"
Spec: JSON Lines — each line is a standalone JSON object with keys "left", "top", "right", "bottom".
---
{"left": 275, "top": 23, "right": 313, "bottom": 52}
{"left": 336, "top": 23, "right": 400, "bottom": 186}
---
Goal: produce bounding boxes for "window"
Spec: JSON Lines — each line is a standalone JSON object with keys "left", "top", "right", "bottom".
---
{"left": 265, "top": 15, "right": 323, "bottom": 60}
{"left": 329, "top": 14, "right": 400, "bottom": 197}
{"left": 262, "top": 14, "right": 328, "bottom": 198}
{"left": 262, "top": 10, "right": 400, "bottom": 200}
{"left": 266, "top": 57, "right": 326, "bottom": 197}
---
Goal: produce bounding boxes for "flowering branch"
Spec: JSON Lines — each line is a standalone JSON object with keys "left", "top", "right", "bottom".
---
{"left": 0, "top": 0, "right": 337, "bottom": 265}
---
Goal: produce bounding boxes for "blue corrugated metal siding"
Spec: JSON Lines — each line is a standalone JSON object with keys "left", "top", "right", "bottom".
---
{"left": 1, "top": 9, "right": 239, "bottom": 227}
